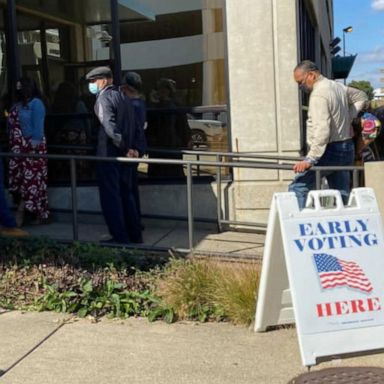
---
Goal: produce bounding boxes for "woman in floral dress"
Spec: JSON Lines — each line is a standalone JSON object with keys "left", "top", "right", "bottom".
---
{"left": 8, "top": 77, "right": 49, "bottom": 226}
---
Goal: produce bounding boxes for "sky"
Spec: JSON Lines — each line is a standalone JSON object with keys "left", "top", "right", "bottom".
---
{"left": 334, "top": 0, "right": 384, "bottom": 89}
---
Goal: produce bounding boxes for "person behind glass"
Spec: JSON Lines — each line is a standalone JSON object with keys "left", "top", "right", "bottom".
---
{"left": 0, "top": 157, "right": 29, "bottom": 237}
{"left": 146, "top": 78, "right": 192, "bottom": 178}
{"left": 50, "top": 81, "right": 92, "bottom": 181}
{"left": 289, "top": 60, "right": 368, "bottom": 209}
{"left": 120, "top": 72, "right": 147, "bottom": 223}
{"left": 51, "top": 81, "right": 91, "bottom": 142}
{"left": 8, "top": 77, "right": 49, "bottom": 226}
{"left": 85, "top": 66, "right": 142, "bottom": 244}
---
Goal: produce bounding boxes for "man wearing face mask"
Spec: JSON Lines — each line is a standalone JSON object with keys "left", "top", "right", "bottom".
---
{"left": 289, "top": 60, "right": 368, "bottom": 209}
{"left": 85, "top": 66, "right": 142, "bottom": 244}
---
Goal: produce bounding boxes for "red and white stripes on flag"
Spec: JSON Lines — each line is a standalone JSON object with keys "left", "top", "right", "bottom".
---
{"left": 313, "top": 253, "right": 373, "bottom": 293}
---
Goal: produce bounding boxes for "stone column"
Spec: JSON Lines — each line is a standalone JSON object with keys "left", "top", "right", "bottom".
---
{"left": 224, "top": 0, "right": 300, "bottom": 223}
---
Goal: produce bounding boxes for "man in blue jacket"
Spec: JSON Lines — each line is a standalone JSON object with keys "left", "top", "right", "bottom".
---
{"left": 86, "top": 66, "right": 142, "bottom": 244}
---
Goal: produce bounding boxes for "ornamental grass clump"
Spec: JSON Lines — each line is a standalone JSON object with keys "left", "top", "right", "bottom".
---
{"left": 211, "top": 262, "right": 260, "bottom": 325}
{"left": 155, "top": 258, "right": 260, "bottom": 325}
{"left": 155, "top": 258, "right": 220, "bottom": 322}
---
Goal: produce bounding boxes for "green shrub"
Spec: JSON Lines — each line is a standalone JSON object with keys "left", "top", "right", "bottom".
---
{"left": 0, "top": 237, "right": 168, "bottom": 271}
{"left": 0, "top": 263, "right": 159, "bottom": 319}
{"left": 0, "top": 238, "right": 164, "bottom": 319}
{"left": 34, "top": 275, "right": 157, "bottom": 319}
{"left": 0, "top": 239, "right": 260, "bottom": 325}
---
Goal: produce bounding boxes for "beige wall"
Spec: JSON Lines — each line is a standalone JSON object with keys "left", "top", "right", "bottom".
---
{"left": 225, "top": 0, "right": 301, "bottom": 157}
{"left": 224, "top": 0, "right": 334, "bottom": 224}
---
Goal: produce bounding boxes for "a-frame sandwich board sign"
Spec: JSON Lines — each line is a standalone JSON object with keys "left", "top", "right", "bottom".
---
{"left": 255, "top": 188, "right": 384, "bottom": 366}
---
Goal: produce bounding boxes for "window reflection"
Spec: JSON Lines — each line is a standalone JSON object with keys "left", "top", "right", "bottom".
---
{"left": 3, "top": 1, "right": 228, "bottom": 185}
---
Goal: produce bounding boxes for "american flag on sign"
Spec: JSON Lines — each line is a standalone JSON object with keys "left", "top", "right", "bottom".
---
{"left": 313, "top": 253, "right": 373, "bottom": 293}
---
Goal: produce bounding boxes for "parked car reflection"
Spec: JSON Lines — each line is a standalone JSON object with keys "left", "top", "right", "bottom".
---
{"left": 188, "top": 118, "right": 227, "bottom": 151}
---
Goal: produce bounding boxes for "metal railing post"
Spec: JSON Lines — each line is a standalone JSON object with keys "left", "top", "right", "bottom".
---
{"left": 186, "top": 163, "right": 194, "bottom": 252}
{"left": 315, "top": 169, "right": 321, "bottom": 190}
{"left": 70, "top": 158, "right": 79, "bottom": 241}
{"left": 216, "top": 154, "right": 222, "bottom": 232}
{"left": 352, "top": 169, "right": 359, "bottom": 188}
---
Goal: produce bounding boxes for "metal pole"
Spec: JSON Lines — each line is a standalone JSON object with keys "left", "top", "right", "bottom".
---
{"left": 186, "top": 163, "right": 194, "bottom": 252}
{"left": 70, "top": 158, "right": 79, "bottom": 241}
{"left": 343, "top": 31, "right": 347, "bottom": 85}
{"left": 40, "top": 22, "right": 50, "bottom": 98}
{"left": 110, "top": 0, "right": 122, "bottom": 85}
{"left": 6, "top": 0, "right": 20, "bottom": 101}
{"left": 315, "top": 170, "right": 321, "bottom": 190}
{"left": 216, "top": 154, "right": 222, "bottom": 232}
{"left": 352, "top": 169, "right": 359, "bottom": 188}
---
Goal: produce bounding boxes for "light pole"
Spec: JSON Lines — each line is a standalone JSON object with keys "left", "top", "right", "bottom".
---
{"left": 343, "top": 26, "right": 353, "bottom": 56}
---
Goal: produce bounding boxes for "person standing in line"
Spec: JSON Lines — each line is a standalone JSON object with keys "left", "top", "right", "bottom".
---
{"left": 0, "top": 157, "right": 29, "bottom": 237}
{"left": 85, "top": 66, "right": 142, "bottom": 244}
{"left": 289, "top": 60, "right": 368, "bottom": 208}
{"left": 8, "top": 77, "right": 49, "bottom": 226}
{"left": 120, "top": 71, "right": 147, "bottom": 224}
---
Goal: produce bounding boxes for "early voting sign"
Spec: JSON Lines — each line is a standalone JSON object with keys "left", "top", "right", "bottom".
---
{"left": 255, "top": 188, "right": 384, "bottom": 366}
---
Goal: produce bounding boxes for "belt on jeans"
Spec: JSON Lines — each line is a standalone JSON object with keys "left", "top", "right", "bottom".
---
{"left": 329, "top": 138, "right": 353, "bottom": 144}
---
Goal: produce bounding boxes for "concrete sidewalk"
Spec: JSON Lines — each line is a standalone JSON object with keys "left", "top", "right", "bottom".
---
{"left": 1, "top": 311, "right": 384, "bottom": 384}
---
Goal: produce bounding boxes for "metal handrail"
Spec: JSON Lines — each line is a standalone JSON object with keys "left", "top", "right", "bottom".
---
{"left": 0, "top": 152, "right": 304, "bottom": 168}
{"left": 0, "top": 151, "right": 364, "bottom": 253}
{"left": 47, "top": 143, "right": 302, "bottom": 162}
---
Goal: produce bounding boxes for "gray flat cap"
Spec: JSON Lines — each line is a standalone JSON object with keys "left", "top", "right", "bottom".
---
{"left": 85, "top": 66, "right": 112, "bottom": 81}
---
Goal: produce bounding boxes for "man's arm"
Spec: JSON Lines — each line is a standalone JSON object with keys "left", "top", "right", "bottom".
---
{"left": 96, "top": 95, "right": 122, "bottom": 148}
{"left": 305, "top": 95, "right": 331, "bottom": 162}
{"left": 346, "top": 86, "right": 368, "bottom": 120}
{"left": 293, "top": 95, "right": 331, "bottom": 173}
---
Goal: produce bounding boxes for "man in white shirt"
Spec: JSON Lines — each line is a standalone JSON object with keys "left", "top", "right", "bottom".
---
{"left": 289, "top": 60, "right": 368, "bottom": 208}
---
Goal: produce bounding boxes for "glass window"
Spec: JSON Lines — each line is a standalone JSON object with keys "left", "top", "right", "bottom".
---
{"left": 102, "top": 4, "right": 229, "bottom": 181}
{"left": 298, "top": 0, "right": 316, "bottom": 154}
{"left": 120, "top": 11, "right": 203, "bottom": 43}
{"left": 7, "top": 2, "right": 229, "bottom": 185}
{"left": 0, "top": 30, "right": 7, "bottom": 146}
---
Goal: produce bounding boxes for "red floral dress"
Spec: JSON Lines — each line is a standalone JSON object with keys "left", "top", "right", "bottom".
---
{"left": 8, "top": 106, "right": 49, "bottom": 220}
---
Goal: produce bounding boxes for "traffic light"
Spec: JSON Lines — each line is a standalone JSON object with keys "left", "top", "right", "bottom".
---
{"left": 330, "top": 37, "right": 341, "bottom": 56}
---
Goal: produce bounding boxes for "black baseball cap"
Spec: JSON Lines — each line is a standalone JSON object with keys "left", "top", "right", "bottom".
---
{"left": 122, "top": 71, "right": 142, "bottom": 91}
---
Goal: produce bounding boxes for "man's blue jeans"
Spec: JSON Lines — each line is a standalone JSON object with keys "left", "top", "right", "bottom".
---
{"left": 0, "top": 160, "right": 16, "bottom": 228}
{"left": 288, "top": 139, "right": 355, "bottom": 209}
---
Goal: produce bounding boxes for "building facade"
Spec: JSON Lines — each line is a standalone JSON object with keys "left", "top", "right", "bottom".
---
{"left": 0, "top": 0, "right": 334, "bottom": 226}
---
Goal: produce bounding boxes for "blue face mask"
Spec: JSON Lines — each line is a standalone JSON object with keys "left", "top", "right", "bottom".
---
{"left": 88, "top": 82, "right": 99, "bottom": 95}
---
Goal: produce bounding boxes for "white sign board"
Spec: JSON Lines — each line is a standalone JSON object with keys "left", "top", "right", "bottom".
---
{"left": 255, "top": 188, "right": 384, "bottom": 366}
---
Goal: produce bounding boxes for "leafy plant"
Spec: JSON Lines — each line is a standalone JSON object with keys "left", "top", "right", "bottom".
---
{"left": 0, "top": 239, "right": 261, "bottom": 325}
{"left": 0, "top": 237, "right": 168, "bottom": 271}
{"left": 32, "top": 272, "right": 161, "bottom": 320}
